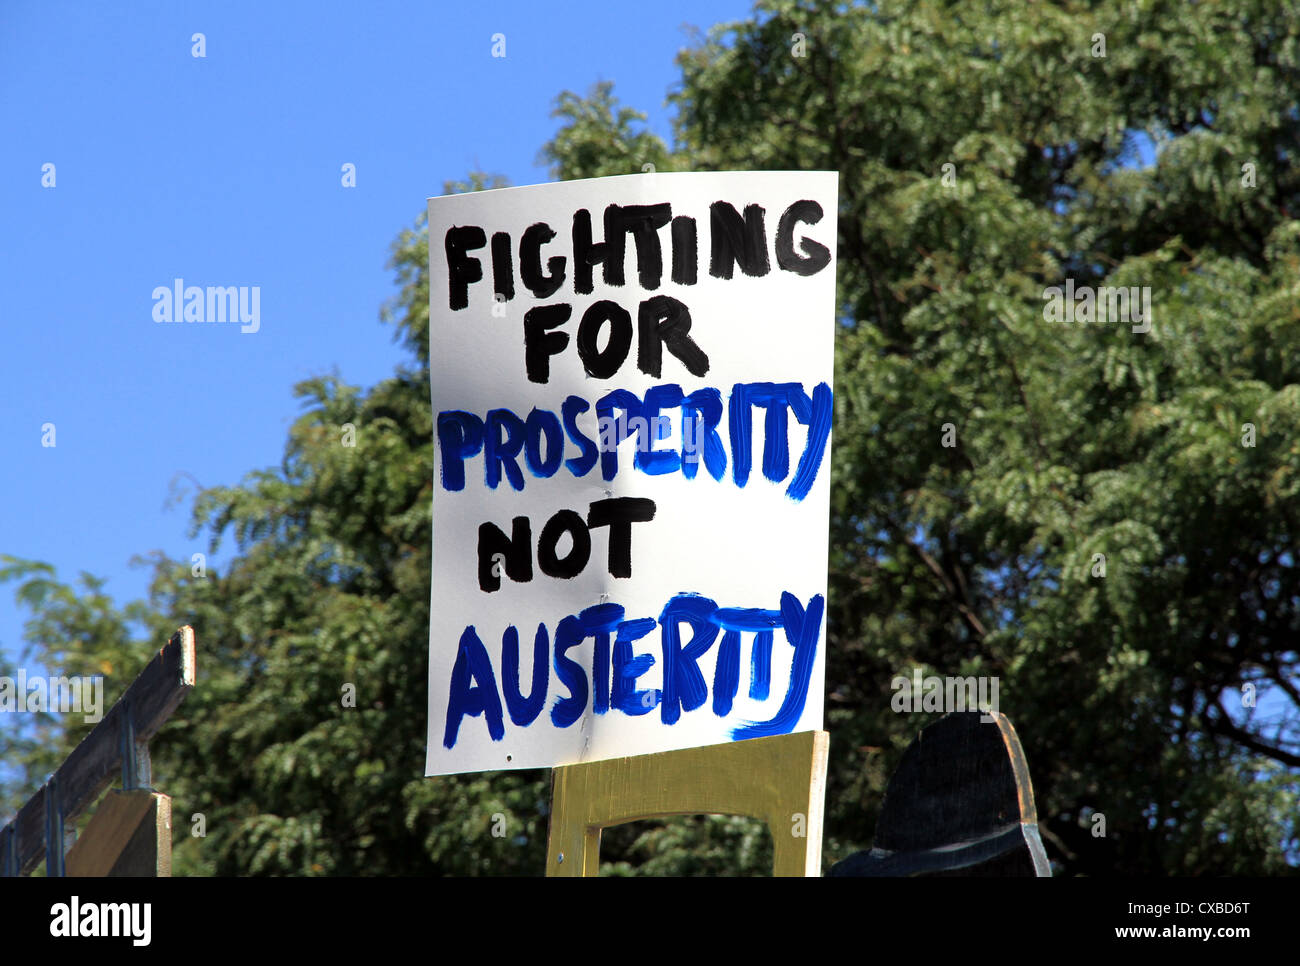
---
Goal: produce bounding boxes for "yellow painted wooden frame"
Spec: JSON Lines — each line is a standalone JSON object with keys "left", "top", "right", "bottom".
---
{"left": 546, "top": 730, "right": 829, "bottom": 877}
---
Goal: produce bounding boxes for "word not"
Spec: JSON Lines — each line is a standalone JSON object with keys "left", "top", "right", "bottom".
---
{"left": 1042, "top": 280, "right": 1152, "bottom": 334}
{"left": 152, "top": 278, "right": 260, "bottom": 334}
{"left": 437, "top": 381, "right": 832, "bottom": 500}
{"left": 0, "top": 670, "right": 103, "bottom": 723}
{"left": 443, "top": 590, "right": 824, "bottom": 747}
{"left": 479, "top": 497, "right": 657, "bottom": 591}
{"left": 890, "top": 668, "right": 999, "bottom": 722}
{"left": 50, "top": 897, "right": 151, "bottom": 946}
{"left": 445, "top": 199, "right": 833, "bottom": 311}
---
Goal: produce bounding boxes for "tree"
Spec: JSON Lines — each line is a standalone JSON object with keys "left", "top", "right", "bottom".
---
{"left": 564, "top": 0, "right": 1300, "bottom": 874}
{"left": 5, "top": 0, "right": 1299, "bottom": 875}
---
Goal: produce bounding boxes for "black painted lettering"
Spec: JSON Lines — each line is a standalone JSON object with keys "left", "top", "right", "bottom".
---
{"left": 709, "top": 202, "right": 770, "bottom": 279}
{"left": 491, "top": 231, "right": 515, "bottom": 301}
{"left": 520, "top": 222, "right": 566, "bottom": 298}
{"left": 776, "top": 200, "right": 831, "bottom": 276}
{"left": 587, "top": 497, "right": 657, "bottom": 578}
{"left": 446, "top": 225, "right": 486, "bottom": 310}
{"left": 537, "top": 509, "right": 591, "bottom": 579}
{"left": 638, "top": 295, "right": 709, "bottom": 378}
{"left": 671, "top": 215, "right": 697, "bottom": 285}
{"left": 523, "top": 303, "right": 572, "bottom": 383}
{"left": 612, "top": 204, "right": 671, "bottom": 289}
{"left": 478, "top": 516, "right": 533, "bottom": 592}
{"left": 573, "top": 207, "right": 626, "bottom": 294}
{"left": 576, "top": 300, "right": 633, "bottom": 379}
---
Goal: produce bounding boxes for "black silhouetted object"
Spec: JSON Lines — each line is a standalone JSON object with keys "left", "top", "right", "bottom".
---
{"left": 830, "top": 711, "right": 1051, "bottom": 876}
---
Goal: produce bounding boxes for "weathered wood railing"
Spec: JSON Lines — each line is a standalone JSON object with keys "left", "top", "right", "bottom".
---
{"left": 0, "top": 626, "right": 196, "bottom": 877}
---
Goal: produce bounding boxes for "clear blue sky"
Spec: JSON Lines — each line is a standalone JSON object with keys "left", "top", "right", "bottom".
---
{"left": 0, "top": 0, "right": 757, "bottom": 659}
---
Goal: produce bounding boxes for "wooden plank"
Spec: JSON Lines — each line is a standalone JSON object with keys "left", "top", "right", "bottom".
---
{"left": 546, "top": 730, "right": 829, "bottom": 877}
{"left": 3, "top": 626, "right": 195, "bottom": 876}
{"left": 65, "top": 791, "right": 171, "bottom": 877}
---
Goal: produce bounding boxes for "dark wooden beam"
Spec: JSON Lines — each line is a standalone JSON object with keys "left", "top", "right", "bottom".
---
{"left": 1, "top": 626, "right": 196, "bottom": 876}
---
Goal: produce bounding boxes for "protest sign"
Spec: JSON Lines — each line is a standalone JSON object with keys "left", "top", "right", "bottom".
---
{"left": 426, "top": 170, "right": 837, "bottom": 775}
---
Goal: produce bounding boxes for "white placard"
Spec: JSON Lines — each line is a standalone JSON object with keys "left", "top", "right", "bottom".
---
{"left": 426, "top": 171, "right": 837, "bottom": 775}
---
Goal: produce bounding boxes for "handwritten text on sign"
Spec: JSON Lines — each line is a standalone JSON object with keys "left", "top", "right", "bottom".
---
{"left": 426, "top": 171, "right": 837, "bottom": 775}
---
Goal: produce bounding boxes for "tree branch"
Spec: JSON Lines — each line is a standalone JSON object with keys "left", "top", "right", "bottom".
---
{"left": 1206, "top": 697, "right": 1300, "bottom": 768}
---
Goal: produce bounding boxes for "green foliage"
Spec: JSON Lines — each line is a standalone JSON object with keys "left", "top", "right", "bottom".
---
{"left": 538, "top": 81, "right": 674, "bottom": 179}
{"left": 649, "top": 0, "right": 1300, "bottom": 875}
{"left": 599, "top": 815, "right": 773, "bottom": 876}
{"left": 5, "top": 0, "right": 1300, "bottom": 875}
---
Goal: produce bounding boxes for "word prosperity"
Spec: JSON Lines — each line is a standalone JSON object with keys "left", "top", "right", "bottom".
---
{"left": 438, "top": 380, "right": 832, "bottom": 499}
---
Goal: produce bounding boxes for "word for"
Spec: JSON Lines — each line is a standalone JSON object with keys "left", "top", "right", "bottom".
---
{"left": 50, "top": 897, "right": 151, "bottom": 946}
{"left": 1042, "top": 280, "right": 1152, "bottom": 334}
{"left": 443, "top": 590, "right": 824, "bottom": 748}
{"left": 0, "top": 670, "right": 103, "bottom": 723}
{"left": 520, "top": 294, "right": 709, "bottom": 384}
{"left": 437, "top": 380, "right": 832, "bottom": 500}
{"left": 152, "top": 278, "right": 260, "bottom": 334}
{"left": 478, "top": 497, "right": 656, "bottom": 592}
{"left": 444, "top": 199, "right": 833, "bottom": 311}
{"left": 890, "top": 668, "right": 999, "bottom": 722}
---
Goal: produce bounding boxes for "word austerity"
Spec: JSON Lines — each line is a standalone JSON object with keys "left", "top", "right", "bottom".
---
{"left": 442, "top": 590, "right": 825, "bottom": 749}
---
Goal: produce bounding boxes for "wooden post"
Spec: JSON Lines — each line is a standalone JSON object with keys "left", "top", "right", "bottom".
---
{"left": 546, "top": 730, "right": 829, "bottom": 877}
